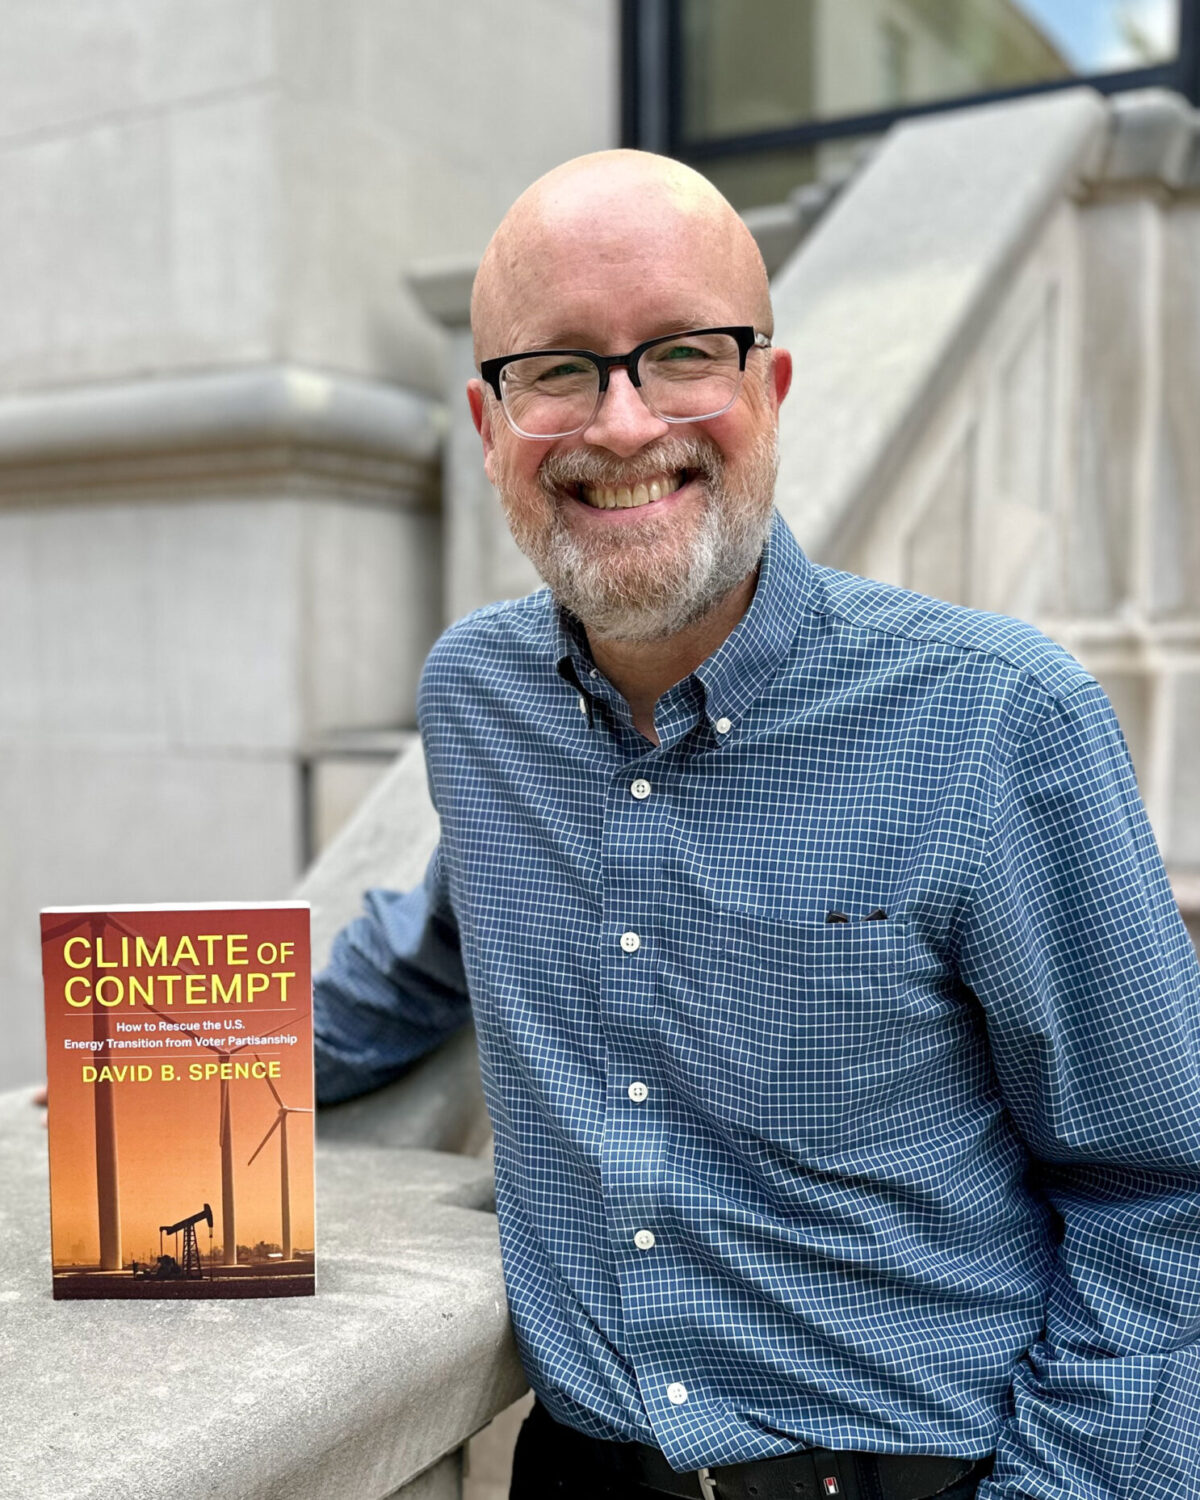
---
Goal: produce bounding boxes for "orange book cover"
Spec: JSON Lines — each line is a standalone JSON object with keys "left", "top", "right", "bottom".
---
{"left": 41, "top": 902, "right": 315, "bottom": 1300}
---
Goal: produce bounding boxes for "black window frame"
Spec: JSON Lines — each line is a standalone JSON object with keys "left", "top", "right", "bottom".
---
{"left": 622, "top": 0, "right": 1200, "bottom": 163}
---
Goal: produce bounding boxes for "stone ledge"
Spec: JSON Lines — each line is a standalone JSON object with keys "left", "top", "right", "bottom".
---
{"left": 0, "top": 365, "right": 444, "bottom": 505}
{"left": 306, "top": 729, "right": 417, "bottom": 760}
{"left": 742, "top": 154, "right": 871, "bottom": 278}
{"left": 299, "top": 738, "right": 440, "bottom": 974}
{"left": 409, "top": 265, "right": 477, "bottom": 332}
{"left": 317, "top": 1028, "right": 492, "bottom": 1161}
{"left": 1088, "top": 88, "right": 1200, "bottom": 193}
{"left": 1, "top": 1086, "right": 524, "bottom": 1500}
{"left": 772, "top": 86, "right": 1110, "bottom": 566}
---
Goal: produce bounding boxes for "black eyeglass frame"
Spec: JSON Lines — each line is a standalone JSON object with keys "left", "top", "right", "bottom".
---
{"left": 479, "top": 325, "right": 771, "bottom": 437}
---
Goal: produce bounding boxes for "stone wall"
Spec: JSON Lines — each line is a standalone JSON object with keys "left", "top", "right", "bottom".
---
{"left": 773, "top": 88, "right": 1200, "bottom": 885}
{"left": 0, "top": 0, "right": 618, "bottom": 1093}
{"left": 0, "top": 0, "right": 616, "bottom": 398}
{"left": 0, "top": 367, "right": 442, "bottom": 1095}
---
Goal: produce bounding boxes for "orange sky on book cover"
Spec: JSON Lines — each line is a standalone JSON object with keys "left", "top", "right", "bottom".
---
{"left": 44, "top": 908, "right": 314, "bottom": 1264}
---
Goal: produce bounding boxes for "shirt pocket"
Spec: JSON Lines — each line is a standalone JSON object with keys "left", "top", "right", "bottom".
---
{"left": 687, "top": 909, "right": 941, "bottom": 1158}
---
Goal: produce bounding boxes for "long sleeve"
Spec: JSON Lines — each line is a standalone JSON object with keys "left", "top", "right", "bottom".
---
{"left": 313, "top": 843, "right": 472, "bottom": 1105}
{"left": 958, "top": 679, "right": 1200, "bottom": 1499}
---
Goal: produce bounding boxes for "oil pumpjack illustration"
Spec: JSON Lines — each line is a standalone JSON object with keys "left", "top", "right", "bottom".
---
{"left": 156, "top": 1203, "right": 213, "bottom": 1279}
{"left": 246, "top": 1059, "right": 313, "bottom": 1261}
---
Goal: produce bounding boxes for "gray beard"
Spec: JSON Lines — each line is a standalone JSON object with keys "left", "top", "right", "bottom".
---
{"left": 494, "top": 430, "right": 779, "bottom": 643}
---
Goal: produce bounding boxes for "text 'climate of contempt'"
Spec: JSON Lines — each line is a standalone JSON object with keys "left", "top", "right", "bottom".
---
{"left": 55, "top": 933, "right": 299, "bottom": 1008}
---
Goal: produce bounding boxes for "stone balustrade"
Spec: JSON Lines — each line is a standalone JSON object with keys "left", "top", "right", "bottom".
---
{"left": 0, "top": 1075, "right": 525, "bottom": 1499}
{"left": 773, "top": 87, "right": 1200, "bottom": 873}
{"left": 1, "top": 740, "right": 513, "bottom": 1499}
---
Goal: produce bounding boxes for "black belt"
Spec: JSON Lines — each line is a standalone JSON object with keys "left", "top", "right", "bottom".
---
{"left": 536, "top": 1404, "right": 991, "bottom": 1500}
{"left": 629, "top": 1444, "right": 988, "bottom": 1500}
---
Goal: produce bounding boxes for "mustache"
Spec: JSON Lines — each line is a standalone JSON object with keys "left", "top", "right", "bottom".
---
{"left": 537, "top": 435, "right": 723, "bottom": 492}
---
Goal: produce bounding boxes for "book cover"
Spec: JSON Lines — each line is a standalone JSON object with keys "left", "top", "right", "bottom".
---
{"left": 41, "top": 903, "right": 315, "bottom": 1299}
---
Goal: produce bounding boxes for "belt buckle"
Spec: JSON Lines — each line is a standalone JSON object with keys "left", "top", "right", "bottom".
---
{"left": 696, "top": 1468, "right": 718, "bottom": 1500}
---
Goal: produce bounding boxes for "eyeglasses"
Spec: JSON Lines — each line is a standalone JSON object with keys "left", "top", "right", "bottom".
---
{"left": 479, "top": 326, "right": 771, "bottom": 439}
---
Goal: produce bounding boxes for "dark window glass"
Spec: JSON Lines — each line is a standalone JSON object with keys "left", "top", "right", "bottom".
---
{"left": 681, "top": 0, "right": 817, "bottom": 138}
{"left": 699, "top": 146, "right": 823, "bottom": 209}
{"left": 673, "top": 1, "right": 1185, "bottom": 209}
{"left": 679, "top": 0, "right": 1181, "bottom": 137}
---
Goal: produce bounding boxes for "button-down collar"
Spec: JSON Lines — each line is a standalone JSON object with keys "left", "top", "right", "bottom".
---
{"left": 552, "top": 512, "right": 814, "bottom": 744}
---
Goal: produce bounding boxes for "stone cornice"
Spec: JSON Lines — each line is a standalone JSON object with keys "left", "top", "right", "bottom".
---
{"left": 408, "top": 263, "right": 476, "bottom": 330}
{"left": 0, "top": 364, "right": 444, "bottom": 507}
{"left": 1083, "top": 89, "right": 1200, "bottom": 196}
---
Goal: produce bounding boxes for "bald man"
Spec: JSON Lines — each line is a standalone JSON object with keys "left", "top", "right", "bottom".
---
{"left": 467, "top": 150, "right": 787, "bottom": 737}
{"left": 315, "top": 153, "right": 1200, "bottom": 1500}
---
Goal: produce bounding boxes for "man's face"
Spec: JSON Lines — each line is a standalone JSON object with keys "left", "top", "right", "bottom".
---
{"left": 468, "top": 193, "right": 792, "bottom": 642}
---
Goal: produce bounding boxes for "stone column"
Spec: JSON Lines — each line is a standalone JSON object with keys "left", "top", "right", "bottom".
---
{"left": 409, "top": 265, "right": 541, "bottom": 625}
{"left": 0, "top": 367, "right": 442, "bottom": 1093}
{"left": 0, "top": 0, "right": 617, "bottom": 1090}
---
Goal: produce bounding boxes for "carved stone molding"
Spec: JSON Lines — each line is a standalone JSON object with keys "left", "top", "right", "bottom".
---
{"left": 0, "top": 364, "right": 443, "bottom": 508}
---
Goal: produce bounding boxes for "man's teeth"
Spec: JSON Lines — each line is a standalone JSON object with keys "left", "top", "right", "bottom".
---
{"left": 580, "top": 473, "right": 684, "bottom": 510}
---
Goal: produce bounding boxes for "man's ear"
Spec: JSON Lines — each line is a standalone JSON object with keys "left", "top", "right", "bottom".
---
{"left": 769, "top": 347, "right": 793, "bottom": 410}
{"left": 467, "top": 377, "right": 488, "bottom": 439}
{"left": 467, "top": 378, "right": 498, "bottom": 483}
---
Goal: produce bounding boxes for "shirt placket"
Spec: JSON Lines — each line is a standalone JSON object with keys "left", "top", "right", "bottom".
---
{"left": 594, "top": 691, "right": 712, "bottom": 1452}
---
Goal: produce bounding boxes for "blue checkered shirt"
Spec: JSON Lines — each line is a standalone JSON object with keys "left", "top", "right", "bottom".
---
{"left": 315, "top": 513, "right": 1200, "bottom": 1497}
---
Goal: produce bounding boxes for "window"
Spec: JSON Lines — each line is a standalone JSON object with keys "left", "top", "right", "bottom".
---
{"left": 623, "top": 0, "right": 1199, "bottom": 209}
{"left": 880, "top": 20, "right": 913, "bottom": 107}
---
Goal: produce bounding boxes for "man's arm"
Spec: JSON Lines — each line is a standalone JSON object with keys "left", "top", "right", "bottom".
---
{"left": 314, "top": 844, "right": 472, "bottom": 1105}
{"left": 959, "top": 678, "right": 1200, "bottom": 1499}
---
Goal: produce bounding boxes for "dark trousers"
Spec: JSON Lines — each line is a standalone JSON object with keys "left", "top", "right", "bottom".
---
{"left": 509, "top": 1400, "right": 989, "bottom": 1500}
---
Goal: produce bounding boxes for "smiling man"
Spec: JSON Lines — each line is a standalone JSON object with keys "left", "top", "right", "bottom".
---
{"left": 315, "top": 152, "right": 1200, "bottom": 1500}
{"left": 467, "top": 151, "right": 789, "bottom": 743}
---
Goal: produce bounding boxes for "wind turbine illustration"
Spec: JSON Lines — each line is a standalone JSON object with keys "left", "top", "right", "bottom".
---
{"left": 43, "top": 909, "right": 135, "bottom": 1272}
{"left": 246, "top": 1059, "right": 313, "bottom": 1261}
{"left": 142, "top": 1010, "right": 297, "bottom": 1266}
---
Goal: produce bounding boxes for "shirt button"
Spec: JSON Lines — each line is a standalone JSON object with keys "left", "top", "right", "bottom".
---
{"left": 666, "top": 1383, "right": 689, "bottom": 1406}
{"left": 620, "top": 931, "right": 641, "bottom": 953}
{"left": 590, "top": 668, "right": 599, "bottom": 679}
{"left": 714, "top": 717, "right": 732, "bottom": 735}
{"left": 578, "top": 696, "right": 588, "bottom": 716}
{"left": 627, "top": 1081, "right": 649, "bottom": 1103}
{"left": 630, "top": 778, "right": 651, "bottom": 800}
{"left": 633, "top": 1229, "right": 656, "bottom": 1251}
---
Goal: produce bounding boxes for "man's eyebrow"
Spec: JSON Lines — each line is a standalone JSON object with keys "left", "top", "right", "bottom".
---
{"left": 512, "top": 320, "right": 730, "bottom": 353}
{"left": 515, "top": 333, "right": 596, "bottom": 351}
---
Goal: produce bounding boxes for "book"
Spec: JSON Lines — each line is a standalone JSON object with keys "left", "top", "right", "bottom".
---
{"left": 41, "top": 903, "right": 315, "bottom": 1300}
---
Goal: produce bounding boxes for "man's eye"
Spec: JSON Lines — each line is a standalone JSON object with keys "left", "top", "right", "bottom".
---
{"left": 658, "top": 343, "right": 708, "bottom": 362}
{"left": 537, "top": 361, "right": 591, "bottom": 382}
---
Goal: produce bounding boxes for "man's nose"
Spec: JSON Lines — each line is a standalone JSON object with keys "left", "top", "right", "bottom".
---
{"left": 580, "top": 367, "right": 670, "bottom": 456}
